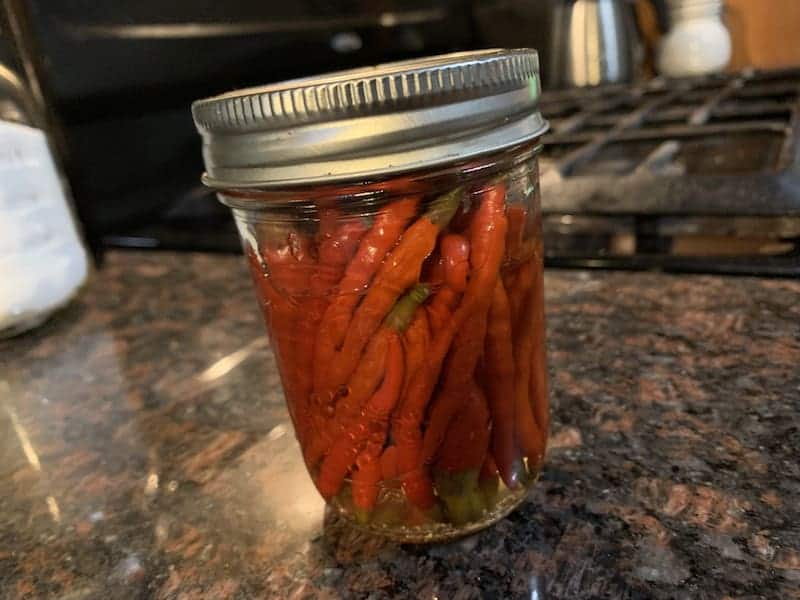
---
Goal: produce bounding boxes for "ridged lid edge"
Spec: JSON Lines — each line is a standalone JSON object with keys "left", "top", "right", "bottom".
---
{"left": 192, "top": 49, "right": 540, "bottom": 133}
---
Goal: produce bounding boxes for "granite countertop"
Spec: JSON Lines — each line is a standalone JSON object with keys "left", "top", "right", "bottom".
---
{"left": 1, "top": 251, "right": 798, "bottom": 599}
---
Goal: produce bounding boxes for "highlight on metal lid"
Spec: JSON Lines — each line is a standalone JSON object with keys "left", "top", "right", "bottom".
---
{"left": 192, "top": 48, "right": 548, "bottom": 189}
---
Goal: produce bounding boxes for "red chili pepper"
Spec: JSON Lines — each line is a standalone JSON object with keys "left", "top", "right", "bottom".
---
{"left": 512, "top": 259, "right": 546, "bottom": 467}
{"left": 400, "top": 308, "right": 430, "bottom": 403}
{"left": 529, "top": 239, "right": 549, "bottom": 439}
{"left": 352, "top": 440, "right": 384, "bottom": 512}
{"left": 505, "top": 205, "right": 528, "bottom": 261}
{"left": 425, "top": 287, "right": 458, "bottom": 336}
{"left": 508, "top": 266, "right": 533, "bottom": 335}
{"left": 317, "top": 332, "right": 405, "bottom": 500}
{"left": 432, "top": 383, "right": 491, "bottom": 525}
{"left": 325, "top": 189, "right": 460, "bottom": 392}
{"left": 312, "top": 197, "right": 419, "bottom": 393}
{"left": 440, "top": 234, "right": 470, "bottom": 293}
{"left": 245, "top": 247, "right": 304, "bottom": 436}
{"left": 305, "top": 217, "right": 369, "bottom": 445}
{"left": 433, "top": 383, "right": 490, "bottom": 473}
{"left": 380, "top": 445, "right": 400, "bottom": 482}
{"left": 421, "top": 304, "right": 490, "bottom": 465}
{"left": 483, "top": 278, "right": 525, "bottom": 488}
{"left": 479, "top": 452, "right": 500, "bottom": 508}
{"left": 304, "top": 331, "right": 388, "bottom": 466}
{"left": 316, "top": 219, "right": 369, "bottom": 273}
{"left": 308, "top": 285, "right": 430, "bottom": 470}
{"left": 480, "top": 453, "right": 499, "bottom": 480}
{"left": 426, "top": 234, "right": 470, "bottom": 335}
{"left": 252, "top": 232, "right": 316, "bottom": 443}
{"left": 395, "top": 183, "right": 508, "bottom": 508}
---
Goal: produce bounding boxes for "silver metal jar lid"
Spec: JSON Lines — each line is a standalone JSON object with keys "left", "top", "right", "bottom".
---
{"left": 192, "top": 48, "right": 548, "bottom": 189}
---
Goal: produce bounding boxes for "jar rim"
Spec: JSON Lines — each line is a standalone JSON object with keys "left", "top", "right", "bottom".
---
{"left": 216, "top": 140, "right": 543, "bottom": 211}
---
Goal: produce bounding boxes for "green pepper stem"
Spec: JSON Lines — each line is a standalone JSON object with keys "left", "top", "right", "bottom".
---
{"left": 433, "top": 469, "right": 486, "bottom": 525}
{"left": 425, "top": 187, "right": 462, "bottom": 228}
{"left": 384, "top": 284, "right": 431, "bottom": 332}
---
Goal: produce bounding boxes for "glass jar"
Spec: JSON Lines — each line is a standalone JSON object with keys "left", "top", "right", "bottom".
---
{"left": 192, "top": 49, "right": 549, "bottom": 542}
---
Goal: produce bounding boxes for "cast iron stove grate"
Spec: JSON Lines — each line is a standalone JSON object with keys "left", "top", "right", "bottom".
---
{"left": 538, "top": 69, "right": 800, "bottom": 276}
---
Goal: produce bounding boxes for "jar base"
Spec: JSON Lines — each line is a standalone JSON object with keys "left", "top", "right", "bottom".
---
{"left": 332, "top": 476, "right": 535, "bottom": 544}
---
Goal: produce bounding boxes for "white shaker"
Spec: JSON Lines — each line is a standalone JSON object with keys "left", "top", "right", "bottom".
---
{"left": 0, "top": 64, "right": 89, "bottom": 337}
{"left": 658, "top": 0, "right": 731, "bottom": 77}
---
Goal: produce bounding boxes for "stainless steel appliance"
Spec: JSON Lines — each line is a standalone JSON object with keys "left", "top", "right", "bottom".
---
{"left": 548, "top": 0, "right": 644, "bottom": 89}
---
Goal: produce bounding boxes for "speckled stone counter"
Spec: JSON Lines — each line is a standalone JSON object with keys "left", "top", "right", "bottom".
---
{"left": 1, "top": 251, "right": 798, "bottom": 599}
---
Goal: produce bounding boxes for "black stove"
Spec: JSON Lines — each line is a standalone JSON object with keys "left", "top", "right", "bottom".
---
{"left": 104, "top": 70, "right": 800, "bottom": 277}
{"left": 538, "top": 68, "right": 800, "bottom": 277}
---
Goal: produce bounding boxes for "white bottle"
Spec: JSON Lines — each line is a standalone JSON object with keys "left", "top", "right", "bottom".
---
{"left": 658, "top": 0, "right": 732, "bottom": 77}
{"left": 0, "top": 65, "right": 89, "bottom": 337}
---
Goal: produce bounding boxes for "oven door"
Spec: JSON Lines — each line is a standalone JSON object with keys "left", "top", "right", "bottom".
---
{"left": 9, "top": 0, "right": 472, "bottom": 243}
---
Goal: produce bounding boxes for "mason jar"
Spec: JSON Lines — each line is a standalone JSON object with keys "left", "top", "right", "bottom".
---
{"left": 192, "top": 49, "right": 549, "bottom": 542}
